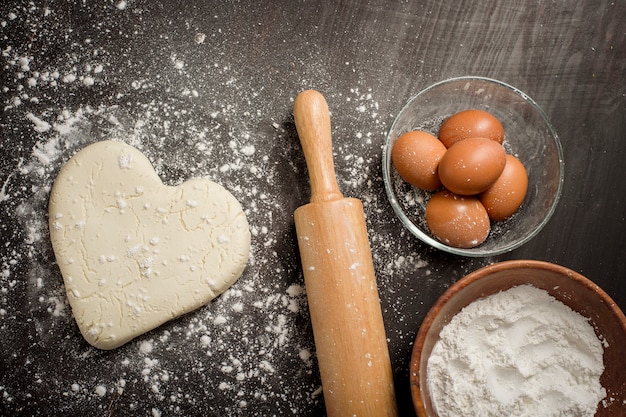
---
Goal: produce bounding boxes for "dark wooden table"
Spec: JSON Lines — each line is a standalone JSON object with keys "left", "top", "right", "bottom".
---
{"left": 1, "top": 1, "right": 624, "bottom": 416}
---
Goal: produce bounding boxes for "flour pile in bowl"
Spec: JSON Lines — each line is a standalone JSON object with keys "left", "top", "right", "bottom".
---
{"left": 427, "top": 285, "right": 606, "bottom": 417}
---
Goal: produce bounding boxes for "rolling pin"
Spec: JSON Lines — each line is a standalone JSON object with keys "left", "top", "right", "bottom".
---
{"left": 293, "top": 90, "right": 399, "bottom": 417}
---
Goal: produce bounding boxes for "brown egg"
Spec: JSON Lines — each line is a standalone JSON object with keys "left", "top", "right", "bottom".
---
{"left": 438, "top": 109, "right": 505, "bottom": 148}
{"left": 425, "top": 190, "right": 490, "bottom": 248}
{"left": 391, "top": 130, "right": 447, "bottom": 191}
{"left": 480, "top": 154, "right": 528, "bottom": 221}
{"left": 438, "top": 137, "right": 506, "bottom": 195}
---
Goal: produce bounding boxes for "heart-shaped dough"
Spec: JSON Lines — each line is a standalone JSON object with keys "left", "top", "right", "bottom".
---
{"left": 48, "top": 140, "right": 251, "bottom": 349}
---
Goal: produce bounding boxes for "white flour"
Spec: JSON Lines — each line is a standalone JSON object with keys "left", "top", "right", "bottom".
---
{"left": 0, "top": 3, "right": 435, "bottom": 414}
{"left": 427, "top": 285, "right": 606, "bottom": 417}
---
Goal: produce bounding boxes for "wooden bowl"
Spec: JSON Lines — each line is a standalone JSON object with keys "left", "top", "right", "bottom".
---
{"left": 410, "top": 259, "right": 626, "bottom": 417}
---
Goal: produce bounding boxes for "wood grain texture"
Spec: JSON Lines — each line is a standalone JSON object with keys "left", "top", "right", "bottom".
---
{"left": 295, "top": 198, "right": 398, "bottom": 417}
{"left": 293, "top": 90, "right": 343, "bottom": 203}
{"left": 0, "top": 0, "right": 624, "bottom": 416}
{"left": 294, "top": 90, "right": 398, "bottom": 417}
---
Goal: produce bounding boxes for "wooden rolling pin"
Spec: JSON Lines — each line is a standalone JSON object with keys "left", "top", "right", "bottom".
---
{"left": 293, "top": 90, "right": 399, "bottom": 417}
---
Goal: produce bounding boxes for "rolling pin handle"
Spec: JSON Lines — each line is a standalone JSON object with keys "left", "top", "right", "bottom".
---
{"left": 293, "top": 90, "right": 344, "bottom": 203}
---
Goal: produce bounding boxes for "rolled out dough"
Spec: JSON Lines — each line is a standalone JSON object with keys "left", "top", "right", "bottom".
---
{"left": 48, "top": 140, "right": 251, "bottom": 349}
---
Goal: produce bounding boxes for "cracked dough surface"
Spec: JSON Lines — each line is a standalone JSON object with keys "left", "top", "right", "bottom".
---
{"left": 48, "top": 140, "right": 251, "bottom": 349}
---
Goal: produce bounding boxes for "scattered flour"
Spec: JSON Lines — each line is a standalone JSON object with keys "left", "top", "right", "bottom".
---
{"left": 0, "top": 3, "right": 434, "bottom": 415}
{"left": 427, "top": 285, "right": 606, "bottom": 417}
{"left": 94, "top": 384, "right": 107, "bottom": 397}
{"left": 139, "top": 340, "right": 154, "bottom": 354}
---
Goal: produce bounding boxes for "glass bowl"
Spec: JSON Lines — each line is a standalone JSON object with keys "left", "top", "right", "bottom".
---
{"left": 410, "top": 260, "right": 626, "bottom": 417}
{"left": 382, "top": 76, "right": 564, "bottom": 256}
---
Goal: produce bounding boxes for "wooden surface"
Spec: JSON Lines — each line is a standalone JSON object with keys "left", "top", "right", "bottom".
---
{"left": 293, "top": 90, "right": 398, "bottom": 416}
{"left": 295, "top": 198, "right": 398, "bottom": 417}
{"left": 293, "top": 90, "right": 343, "bottom": 203}
{"left": 1, "top": 1, "right": 624, "bottom": 416}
